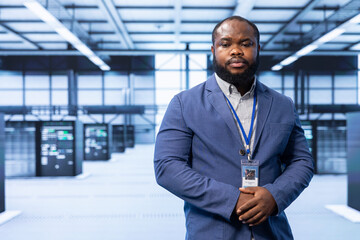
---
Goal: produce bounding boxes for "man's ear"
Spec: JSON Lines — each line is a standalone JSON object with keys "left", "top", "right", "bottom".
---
{"left": 211, "top": 45, "right": 214, "bottom": 55}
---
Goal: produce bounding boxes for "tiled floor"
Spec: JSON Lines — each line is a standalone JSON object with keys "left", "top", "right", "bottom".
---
{"left": 0, "top": 144, "right": 359, "bottom": 240}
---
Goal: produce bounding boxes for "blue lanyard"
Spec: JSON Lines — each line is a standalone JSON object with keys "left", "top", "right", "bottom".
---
{"left": 224, "top": 90, "right": 257, "bottom": 160}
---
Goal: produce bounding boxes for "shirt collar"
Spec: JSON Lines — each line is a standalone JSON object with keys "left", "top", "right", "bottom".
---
{"left": 215, "top": 73, "right": 257, "bottom": 98}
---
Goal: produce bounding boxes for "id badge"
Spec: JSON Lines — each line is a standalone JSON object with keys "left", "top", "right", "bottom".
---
{"left": 241, "top": 160, "right": 259, "bottom": 188}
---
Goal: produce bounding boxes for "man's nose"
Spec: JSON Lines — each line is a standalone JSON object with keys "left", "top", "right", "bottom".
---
{"left": 230, "top": 46, "right": 244, "bottom": 56}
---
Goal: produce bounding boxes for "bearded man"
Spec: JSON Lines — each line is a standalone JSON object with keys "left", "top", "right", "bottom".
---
{"left": 154, "top": 16, "right": 314, "bottom": 240}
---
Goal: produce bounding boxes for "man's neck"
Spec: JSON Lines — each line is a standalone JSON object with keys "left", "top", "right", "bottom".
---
{"left": 234, "top": 78, "right": 254, "bottom": 96}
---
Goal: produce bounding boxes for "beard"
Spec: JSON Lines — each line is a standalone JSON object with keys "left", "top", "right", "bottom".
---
{"left": 213, "top": 53, "right": 259, "bottom": 91}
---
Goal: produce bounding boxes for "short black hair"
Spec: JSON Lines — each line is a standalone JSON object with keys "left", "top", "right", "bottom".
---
{"left": 212, "top": 16, "right": 260, "bottom": 46}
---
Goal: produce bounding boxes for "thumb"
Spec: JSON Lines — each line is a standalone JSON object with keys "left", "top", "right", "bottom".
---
{"left": 239, "top": 187, "right": 255, "bottom": 194}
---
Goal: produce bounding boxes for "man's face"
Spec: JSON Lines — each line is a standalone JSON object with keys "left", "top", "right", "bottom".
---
{"left": 211, "top": 20, "right": 260, "bottom": 86}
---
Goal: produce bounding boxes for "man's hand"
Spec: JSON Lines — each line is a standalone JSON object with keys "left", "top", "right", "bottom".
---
{"left": 236, "top": 187, "right": 277, "bottom": 226}
{"left": 235, "top": 191, "right": 254, "bottom": 213}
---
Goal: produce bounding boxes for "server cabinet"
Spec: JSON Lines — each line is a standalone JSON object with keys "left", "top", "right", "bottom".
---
{"left": 5, "top": 121, "right": 36, "bottom": 177}
{"left": 36, "top": 121, "right": 83, "bottom": 176}
{"left": 112, "top": 125, "right": 126, "bottom": 153}
{"left": 0, "top": 113, "right": 5, "bottom": 213}
{"left": 84, "top": 124, "right": 112, "bottom": 160}
{"left": 347, "top": 112, "right": 360, "bottom": 211}
{"left": 125, "top": 125, "right": 135, "bottom": 148}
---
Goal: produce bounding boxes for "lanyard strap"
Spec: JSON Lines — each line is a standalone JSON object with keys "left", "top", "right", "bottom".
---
{"left": 224, "top": 90, "right": 257, "bottom": 160}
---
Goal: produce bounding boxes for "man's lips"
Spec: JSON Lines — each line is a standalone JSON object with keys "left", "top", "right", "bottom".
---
{"left": 226, "top": 58, "right": 248, "bottom": 68}
{"left": 229, "top": 62, "right": 246, "bottom": 68}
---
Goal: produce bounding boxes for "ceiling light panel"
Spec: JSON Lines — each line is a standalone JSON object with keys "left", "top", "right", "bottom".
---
{"left": 248, "top": 10, "right": 298, "bottom": 21}
{"left": 182, "top": 0, "right": 235, "bottom": 7}
{"left": 315, "top": 0, "right": 353, "bottom": 9}
{"left": 112, "top": 0, "right": 174, "bottom": 7}
{"left": 38, "top": 43, "right": 68, "bottom": 50}
{"left": 181, "top": 9, "right": 231, "bottom": 21}
{"left": 0, "top": 42, "right": 36, "bottom": 49}
{"left": 179, "top": 34, "right": 210, "bottom": 42}
{"left": 300, "top": 10, "right": 335, "bottom": 21}
{"left": 6, "top": 22, "right": 54, "bottom": 32}
{"left": 23, "top": 33, "right": 65, "bottom": 42}
{"left": 317, "top": 43, "right": 350, "bottom": 50}
{"left": 180, "top": 24, "right": 215, "bottom": 32}
{"left": 131, "top": 34, "right": 175, "bottom": 42}
{"left": 57, "top": 0, "right": 98, "bottom": 6}
{"left": 350, "top": 43, "right": 360, "bottom": 51}
{"left": 119, "top": 9, "right": 174, "bottom": 21}
{"left": 126, "top": 23, "right": 174, "bottom": 32}
{"left": 65, "top": 9, "right": 105, "bottom": 21}
{"left": 256, "top": 0, "right": 309, "bottom": 7}
{"left": 134, "top": 43, "right": 186, "bottom": 50}
{"left": 189, "top": 43, "right": 212, "bottom": 50}
{"left": 330, "top": 34, "right": 360, "bottom": 42}
{"left": 0, "top": 8, "right": 41, "bottom": 21}
{"left": 256, "top": 24, "right": 283, "bottom": 33}
{"left": 90, "top": 34, "right": 122, "bottom": 42}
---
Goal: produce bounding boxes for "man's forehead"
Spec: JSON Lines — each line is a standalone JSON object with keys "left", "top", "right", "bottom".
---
{"left": 215, "top": 20, "right": 254, "bottom": 38}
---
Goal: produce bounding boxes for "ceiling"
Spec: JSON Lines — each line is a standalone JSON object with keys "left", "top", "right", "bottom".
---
{"left": 0, "top": 0, "right": 359, "bottom": 60}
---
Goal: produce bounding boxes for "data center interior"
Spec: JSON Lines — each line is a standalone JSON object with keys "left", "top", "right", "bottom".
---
{"left": 0, "top": 0, "right": 360, "bottom": 239}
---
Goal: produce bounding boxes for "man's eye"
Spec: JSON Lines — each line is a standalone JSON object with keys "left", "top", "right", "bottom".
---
{"left": 241, "top": 42, "right": 253, "bottom": 47}
{"left": 220, "top": 42, "right": 229, "bottom": 47}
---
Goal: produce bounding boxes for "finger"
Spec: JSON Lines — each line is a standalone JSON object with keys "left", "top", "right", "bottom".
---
{"left": 242, "top": 210, "right": 263, "bottom": 224}
{"left": 238, "top": 198, "right": 257, "bottom": 213}
{"left": 239, "top": 187, "right": 255, "bottom": 194}
{"left": 249, "top": 215, "right": 268, "bottom": 227}
{"left": 238, "top": 207, "right": 261, "bottom": 222}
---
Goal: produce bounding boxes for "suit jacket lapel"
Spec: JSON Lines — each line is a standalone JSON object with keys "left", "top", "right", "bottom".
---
{"left": 206, "top": 75, "right": 244, "bottom": 148}
{"left": 253, "top": 81, "right": 272, "bottom": 153}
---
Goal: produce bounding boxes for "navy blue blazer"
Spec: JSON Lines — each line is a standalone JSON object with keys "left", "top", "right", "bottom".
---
{"left": 154, "top": 74, "right": 314, "bottom": 240}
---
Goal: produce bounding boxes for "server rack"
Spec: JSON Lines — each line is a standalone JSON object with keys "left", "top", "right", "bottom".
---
{"left": 347, "top": 112, "right": 360, "bottom": 211}
{"left": 5, "top": 121, "right": 36, "bottom": 177}
{"left": 125, "top": 125, "right": 135, "bottom": 148}
{"left": 36, "top": 121, "right": 83, "bottom": 176}
{"left": 112, "top": 125, "right": 126, "bottom": 153}
{"left": 0, "top": 113, "right": 5, "bottom": 213}
{"left": 84, "top": 124, "right": 112, "bottom": 160}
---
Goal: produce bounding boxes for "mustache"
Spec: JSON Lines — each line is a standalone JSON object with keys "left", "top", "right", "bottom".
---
{"left": 226, "top": 57, "right": 249, "bottom": 66}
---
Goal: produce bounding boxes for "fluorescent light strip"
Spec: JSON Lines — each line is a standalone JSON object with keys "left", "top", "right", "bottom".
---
{"left": 296, "top": 44, "right": 318, "bottom": 57}
{"left": 349, "top": 13, "right": 360, "bottom": 24}
{"left": 317, "top": 28, "right": 346, "bottom": 43}
{"left": 358, "top": 55, "right": 360, "bottom": 105}
{"left": 271, "top": 13, "right": 360, "bottom": 71}
{"left": 24, "top": 0, "right": 110, "bottom": 71}
{"left": 280, "top": 56, "right": 298, "bottom": 66}
{"left": 271, "top": 65, "right": 283, "bottom": 71}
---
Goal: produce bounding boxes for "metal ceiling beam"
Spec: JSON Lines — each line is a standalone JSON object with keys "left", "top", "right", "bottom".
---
{"left": 97, "top": 0, "right": 134, "bottom": 49}
{"left": 262, "top": 0, "right": 323, "bottom": 50}
{"left": 301, "top": 0, "right": 360, "bottom": 45}
{"left": 25, "top": 0, "right": 98, "bottom": 49}
{"left": 0, "top": 23, "right": 41, "bottom": 49}
{"left": 0, "top": 49, "right": 359, "bottom": 56}
{"left": 174, "top": 0, "right": 182, "bottom": 46}
{"left": 346, "top": 40, "right": 360, "bottom": 50}
{"left": 233, "top": 0, "right": 257, "bottom": 18}
{"left": 271, "top": 0, "right": 360, "bottom": 71}
{"left": 253, "top": 6, "right": 339, "bottom": 11}
{"left": 0, "top": 19, "right": 333, "bottom": 25}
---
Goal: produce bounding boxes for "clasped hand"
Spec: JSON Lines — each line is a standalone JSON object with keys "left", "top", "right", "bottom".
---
{"left": 234, "top": 187, "right": 277, "bottom": 226}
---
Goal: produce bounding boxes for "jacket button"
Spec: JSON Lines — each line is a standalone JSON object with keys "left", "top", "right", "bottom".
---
{"left": 239, "top": 149, "right": 246, "bottom": 156}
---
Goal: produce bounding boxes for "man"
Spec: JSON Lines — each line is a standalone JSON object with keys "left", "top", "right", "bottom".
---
{"left": 154, "top": 16, "right": 314, "bottom": 240}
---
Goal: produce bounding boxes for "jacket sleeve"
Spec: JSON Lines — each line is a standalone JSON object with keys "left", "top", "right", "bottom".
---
{"left": 263, "top": 100, "right": 314, "bottom": 214}
{"left": 154, "top": 95, "right": 240, "bottom": 221}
